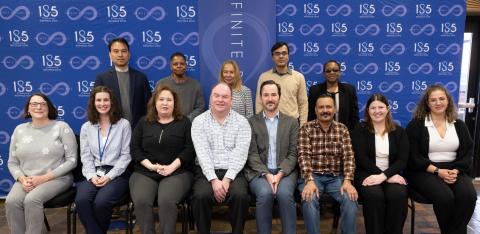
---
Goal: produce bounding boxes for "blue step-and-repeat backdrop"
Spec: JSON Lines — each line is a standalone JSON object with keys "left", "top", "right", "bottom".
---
{"left": 0, "top": 0, "right": 466, "bottom": 197}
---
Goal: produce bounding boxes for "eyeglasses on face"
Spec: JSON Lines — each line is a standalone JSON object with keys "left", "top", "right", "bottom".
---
{"left": 324, "top": 69, "right": 340, "bottom": 73}
{"left": 29, "top": 102, "right": 47, "bottom": 108}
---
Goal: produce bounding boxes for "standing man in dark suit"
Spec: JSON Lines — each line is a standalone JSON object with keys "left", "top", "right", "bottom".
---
{"left": 244, "top": 80, "right": 299, "bottom": 234}
{"left": 95, "top": 37, "right": 151, "bottom": 128}
{"left": 308, "top": 60, "right": 359, "bottom": 131}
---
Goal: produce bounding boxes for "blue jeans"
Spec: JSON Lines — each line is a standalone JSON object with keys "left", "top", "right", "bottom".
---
{"left": 297, "top": 174, "right": 357, "bottom": 234}
{"left": 249, "top": 172, "right": 297, "bottom": 234}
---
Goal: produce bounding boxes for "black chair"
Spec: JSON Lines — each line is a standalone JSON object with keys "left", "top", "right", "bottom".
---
{"left": 407, "top": 186, "right": 432, "bottom": 234}
{"left": 43, "top": 135, "right": 83, "bottom": 234}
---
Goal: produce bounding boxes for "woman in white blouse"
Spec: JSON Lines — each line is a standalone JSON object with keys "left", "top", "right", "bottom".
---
{"left": 75, "top": 86, "right": 131, "bottom": 234}
{"left": 6, "top": 93, "right": 77, "bottom": 234}
{"left": 406, "top": 85, "right": 476, "bottom": 234}
{"left": 218, "top": 59, "right": 254, "bottom": 118}
{"left": 351, "top": 94, "right": 409, "bottom": 234}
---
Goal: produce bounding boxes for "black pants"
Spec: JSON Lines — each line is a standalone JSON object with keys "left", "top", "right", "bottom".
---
{"left": 407, "top": 171, "right": 477, "bottom": 234}
{"left": 191, "top": 166, "right": 250, "bottom": 234}
{"left": 357, "top": 182, "right": 407, "bottom": 234}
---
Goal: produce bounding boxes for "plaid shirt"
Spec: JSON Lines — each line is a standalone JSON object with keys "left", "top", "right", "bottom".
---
{"left": 297, "top": 119, "right": 355, "bottom": 181}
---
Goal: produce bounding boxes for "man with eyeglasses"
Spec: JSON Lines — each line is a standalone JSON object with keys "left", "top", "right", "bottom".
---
{"left": 256, "top": 41, "right": 308, "bottom": 126}
{"left": 155, "top": 52, "right": 205, "bottom": 121}
{"left": 307, "top": 60, "right": 359, "bottom": 131}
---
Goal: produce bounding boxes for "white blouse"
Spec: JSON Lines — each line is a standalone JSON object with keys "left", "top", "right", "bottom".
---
{"left": 375, "top": 133, "right": 389, "bottom": 171}
{"left": 425, "top": 117, "right": 459, "bottom": 162}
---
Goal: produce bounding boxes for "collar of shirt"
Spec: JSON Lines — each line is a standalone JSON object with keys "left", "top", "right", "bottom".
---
{"left": 114, "top": 66, "right": 129, "bottom": 72}
{"left": 272, "top": 67, "right": 292, "bottom": 76}
{"left": 313, "top": 119, "right": 334, "bottom": 132}
{"left": 262, "top": 111, "right": 279, "bottom": 121}
{"left": 424, "top": 115, "right": 455, "bottom": 128}
{"left": 208, "top": 109, "right": 232, "bottom": 126}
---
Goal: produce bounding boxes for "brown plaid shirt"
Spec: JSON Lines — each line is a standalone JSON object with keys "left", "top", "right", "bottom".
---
{"left": 297, "top": 119, "right": 355, "bottom": 181}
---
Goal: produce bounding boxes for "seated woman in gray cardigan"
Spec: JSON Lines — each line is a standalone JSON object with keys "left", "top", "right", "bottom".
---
{"left": 6, "top": 93, "right": 77, "bottom": 234}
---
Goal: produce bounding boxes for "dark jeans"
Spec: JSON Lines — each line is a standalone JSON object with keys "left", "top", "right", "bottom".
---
{"left": 191, "top": 166, "right": 250, "bottom": 234}
{"left": 75, "top": 171, "right": 130, "bottom": 234}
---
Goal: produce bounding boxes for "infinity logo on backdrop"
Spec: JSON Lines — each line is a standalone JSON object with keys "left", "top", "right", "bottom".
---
{"left": 405, "top": 102, "right": 417, "bottom": 113}
{"left": 3, "top": 56, "right": 34, "bottom": 70}
{"left": 136, "top": 56, "right": 167, "bottom": 70}
{"left": 378, "top": 81, "right": 404, "bottom": 93}
{"left": 325, "top": 43, "right": 351, "bottom": 55}
{"left": 299, "top": 63, "right": 323, "bottom": 74}
{"left": 410, "top": 24, "right": 435, "bottom": 36}
{"left": 134, "top": 6, "right": 166, "bottom": 21}
{"left": 103, "top": 32, "right": 134, "bottom": 45}
{"left": 354, "top": 24, "right": 380, "bottom": 36}
{"left": 0, "top": 131, "right": 10, "bottom": 144}
{"left": 436, "top": 43, "right": 461, "bottom": 55}
{"left": 0, "top": 179, "right": 13, "bottom": 194}
{"left": 276, "top": 4, "right": 297, "bottom": 16}
{"left": 354, "top": 63, "right": 378, "bottom": 74}
{"left": 326, "top": 4, "right": 351, "bottom": 16}
{"left": 70, "top": 55, "right": 100, "bottom": 70}
{"left": 171, "top": 32, "right": 199, "bottom": 46}
{"left": 381, "top": 5, "right": 407, "bottom": 17}
{"left": 408, "top": 63, "right": 433, "bottom": 74}
{"left": 299, "top": 24, "right": 325, "bottom": 36}
{"left": 438, "top": 5, "right": 463, "bottom": 17}
{"left": 0, "top": 6, "right": 30, "bottom": 20}
{"left": 70, "top": 56, "right": 100, "bottom": 70}
{"left": 72, "top": 106, "right": 87, "bottom": 120}
{"left": 39, "top": 82, "right": 70, "bottom": 96}
{"left": 0, "top": 82, "right": 6, "bottom": 96}
{"left": 435, "top": 81, "right": 458, "bottom": 93}
{"left": 358, "top": 102, "right": 366, "bottom": 112}
{"left": 288, "top": 43, "right": 297, "bottom": 55}
{"left": 35, "top": 32, "right": 67, "bottom": 46}
{"left": 7, "top": 107, "right": 23, "bottom": 119}
{"left": 66, "top": 6, "right": 97, "bottom": 21}
{"left": 380, "top": 43, "right": 405, "bottom": 55}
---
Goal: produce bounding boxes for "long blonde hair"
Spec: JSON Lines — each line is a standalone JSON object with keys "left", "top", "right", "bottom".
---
{"left": 218, "top": 60, "right": 242, "bottom": 91}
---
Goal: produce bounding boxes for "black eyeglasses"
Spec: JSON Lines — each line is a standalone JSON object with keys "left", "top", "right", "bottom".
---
{"left": 324, "top": 69, "right": 340, "bottom": 73}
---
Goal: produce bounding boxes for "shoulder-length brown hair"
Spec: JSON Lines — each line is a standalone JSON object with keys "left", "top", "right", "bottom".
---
{"left": 23, "top": 93, "right": 58, "bottom": 120}
{"left": 413, "top": 84, "right": 457, "bottom": 122}
{"left": 146, "top": 85, "right": 183, "bottom": 123}
{"left": 218, "top": 60, "right": 242, "bottom": 91}
{"left": 364, "top": 93, "right": 397, "bottom": 135}
{"left": 87, "top": 86, "right": 122, "bottom": 124}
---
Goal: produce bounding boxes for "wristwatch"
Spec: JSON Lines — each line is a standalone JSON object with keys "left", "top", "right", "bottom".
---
{"left": 433, "top": 167, "right": 439, "bottom": 176}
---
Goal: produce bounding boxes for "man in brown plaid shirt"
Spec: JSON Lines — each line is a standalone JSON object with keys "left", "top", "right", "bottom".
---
{"left": 297, "top": 94, "right": 358, "bottom": 234}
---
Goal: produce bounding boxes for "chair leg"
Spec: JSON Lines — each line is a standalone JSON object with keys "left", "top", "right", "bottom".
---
{"left": 181, "top": 203, "right": 187, "bottom": 234}
{"left": 410, "top": 199, "right": 415, "bottom": 234}
{"left": 72, "top": 203, "right": 77, "bottom": 234}
{"left": 332, "top": 202, "right": 340, "bottom": 229}
{"left": 44, "top": 212, "right": 51, "bottom": 231}
{"left": 67, "top": 204, "right": 71, "bottom": 234}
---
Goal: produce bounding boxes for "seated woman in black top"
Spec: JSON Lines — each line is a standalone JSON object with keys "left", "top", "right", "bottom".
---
{"left": 406, "top": 85, "right": 476, "bottom": 234}
{"left": 129, "top": 85, "right": 195, "bottom": 234}
{"left": 351, "top": 94, "right": 409, "bottom": 234}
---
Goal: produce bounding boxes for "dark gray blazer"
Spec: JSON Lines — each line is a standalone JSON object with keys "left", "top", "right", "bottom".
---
{"left": 244, "top": 112, "right": 299, "bottom": 182}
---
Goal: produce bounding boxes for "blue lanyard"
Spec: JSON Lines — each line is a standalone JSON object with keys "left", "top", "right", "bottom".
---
{"left": 98, "top": 125, "right": 112, "bottom": 162}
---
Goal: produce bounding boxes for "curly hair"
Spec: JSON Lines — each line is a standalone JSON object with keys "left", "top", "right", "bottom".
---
{"left": 413, "top": 84, "right": 457, "bottom": 122}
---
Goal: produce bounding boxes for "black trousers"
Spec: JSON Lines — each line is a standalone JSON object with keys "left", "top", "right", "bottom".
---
{"left": 357, "top": 182, "right": 408, "bottom": 234}
{"left": 191, "top": 166, "right": 250, "bottom": 234}
{"left": 407, "top": 171, "right": 477, "bottom": 234}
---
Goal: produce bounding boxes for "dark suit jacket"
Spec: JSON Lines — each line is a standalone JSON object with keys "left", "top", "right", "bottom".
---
{"left": 308, "top": 82, "right": 359, "bottom": 131}
{"left": 351, "top": 122, "right": 409, "bottom": 183}
{"left": 95, "top": 67, "right": 152, "bottom": 128}
{"left": 405, "top": 118, "right": 473, "bottom": 174}
{"left": 244, "top": 112, "right": 299, "bottom": 182}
